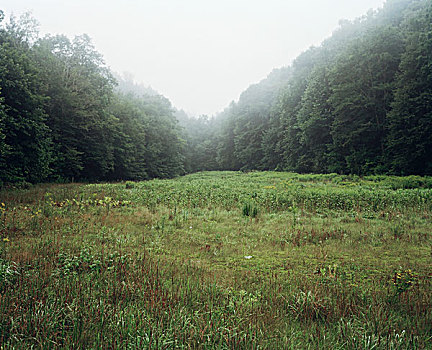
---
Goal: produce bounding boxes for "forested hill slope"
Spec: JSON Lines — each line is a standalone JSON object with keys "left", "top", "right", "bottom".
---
{"left": 182, "top": 0, "right": 432, "bottom": 176}
{"left": 0, "top": 0, "right": 431, "bottom": 186}
{"left": 0, "top": 13, "right": 184, "bottom": 184}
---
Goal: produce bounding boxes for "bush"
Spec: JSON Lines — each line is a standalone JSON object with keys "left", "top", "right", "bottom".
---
{"left": 125, "top": 181, "right": 135, "bottom": 189}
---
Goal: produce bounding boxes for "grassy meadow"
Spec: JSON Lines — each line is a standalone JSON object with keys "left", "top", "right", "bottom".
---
{"left": 0, "top": 171, "right": 431, "bottom": 349}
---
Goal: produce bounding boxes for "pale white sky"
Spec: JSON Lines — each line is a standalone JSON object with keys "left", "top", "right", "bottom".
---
{"left": 1, "top": 0, "right": 386, "bottom": 116}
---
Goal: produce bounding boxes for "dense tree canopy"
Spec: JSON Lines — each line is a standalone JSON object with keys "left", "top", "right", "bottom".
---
{"left": 0, "top": 10, "right": 184, "bottom": 184}
{"left": 181, "top": 0, "right": 432, "bottom": 176}
{"left": 0, "top": 0, "right": 431, "bottom": 185}
{"left": 0, "top": 12, "right": 51, "bottom": 184}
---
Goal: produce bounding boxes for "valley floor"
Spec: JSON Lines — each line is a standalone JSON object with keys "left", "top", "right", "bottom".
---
{"left": 0, "top": 171, "right": 431, "bottom": 348}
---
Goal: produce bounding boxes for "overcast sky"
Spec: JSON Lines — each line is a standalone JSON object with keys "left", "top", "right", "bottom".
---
{"left": 1, "top": 0, "right": 386, "bottom": 116}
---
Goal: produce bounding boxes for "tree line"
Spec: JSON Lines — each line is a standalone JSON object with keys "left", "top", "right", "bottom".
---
{"left": 0, "top": 11, "right": 184, "bottom": 185}
{"left": 180, "top": 0, "right": 432, "bottom": 176}
{"left": 1, "top": 0, "right": 431, "bottom": 186}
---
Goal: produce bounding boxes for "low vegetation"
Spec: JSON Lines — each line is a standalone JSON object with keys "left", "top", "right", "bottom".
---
{"left": 0, "top": 171, "right": 431, "bottom": 348}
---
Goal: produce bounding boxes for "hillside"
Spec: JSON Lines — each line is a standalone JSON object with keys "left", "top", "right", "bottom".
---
{"left": 0, "top": 0, "right": 431, "bottom": 185}
{"left": 183, "top": 0, "right": 432, "bottom": 176}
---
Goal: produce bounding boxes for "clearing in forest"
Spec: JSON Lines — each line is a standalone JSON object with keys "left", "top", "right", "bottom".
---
{"left": 0, "top": 171, "right": 431, "bottom": 348}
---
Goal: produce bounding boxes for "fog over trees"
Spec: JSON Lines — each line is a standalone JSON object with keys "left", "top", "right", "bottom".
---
{"left": 180, "top": 0, "right": 432, "bottom": 176}
{"left": 0, "top": 0, "right": 431, "bottom": 185}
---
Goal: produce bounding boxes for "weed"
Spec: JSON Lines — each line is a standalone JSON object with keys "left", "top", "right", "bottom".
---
{"left": 242, "top": 202, "right": 258, "bottom": 218}
{"left": 125, "top": 181, "right": 135, "bottom": 189}
{"left": 0, "top": 257, "right": 19, "bottom": 291}
{"left": 392, "top": 268, "right": 418, "bottom": 296}
{"left": 0, "top": 171, "right": 430, "bottom": 348}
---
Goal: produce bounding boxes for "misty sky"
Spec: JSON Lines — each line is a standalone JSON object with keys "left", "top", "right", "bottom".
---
{"left": 2, "top": 0, "right": 386, "bottom": 116}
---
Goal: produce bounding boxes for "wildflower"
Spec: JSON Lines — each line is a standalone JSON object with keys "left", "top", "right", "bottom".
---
{"left": 3, "top": 237, "right": 9, "bottom": 242}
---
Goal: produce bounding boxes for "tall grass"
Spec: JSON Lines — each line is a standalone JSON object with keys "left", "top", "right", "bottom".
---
{"left": 0, "top": 171, "right": 431, "bottom": 348}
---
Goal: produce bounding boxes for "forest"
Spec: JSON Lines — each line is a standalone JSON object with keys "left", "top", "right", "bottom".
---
{"left": 0, "top": 0, "right": 431, "bottom": 185}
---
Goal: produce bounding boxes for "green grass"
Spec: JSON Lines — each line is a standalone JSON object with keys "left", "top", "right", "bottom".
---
{"left": 0, "top": 171, "right": 431, "bottom": 348}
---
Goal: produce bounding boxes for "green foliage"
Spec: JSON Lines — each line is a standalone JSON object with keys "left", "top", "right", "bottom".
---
{"left": 137, "top": 94, "right": 185, "bottom": 179}
{"left": 2, "top": 1, "right": 431, "bottom": 183}
{"left": 0, "top": 15, "right": 52, "bottom": 184}
{"left": 125, "top": 181, "right": 135, "bottom": 189}
{"left": 107, "top": 92, "right": 185, "bottom": 180}
{"left": 386, "top": 1, "right": 432, "bottom": 175}
{"left": 242, "top": 201, "right": 258, "bottom": 218}
{"left": 179, "top": 0, "right": 431, "bottom": 177}
{"left": 0, "top": 13, "right": 186, "bottom": 184}
{"left": 0, "top": 171, "right": 430, "bottom": 348}
{"left": 178, "top": 113, "right": 220, "bottom": 173}
{"left": 329, "top": 26, "right": 404, "bottom": 174}
{"left": 54, "top": 248, "right": 128, "bottom": 277}
{"left": 34, "top": 34, "right": 116, "bottom": 181}
{"left": 0, "top": 257, "right": 18, "bottom": 292}
{"left": 392, "top": 268, "right": 418, "bottom": 296}
{"left": 296, "top": 65, "right": 334, "bottom": 173}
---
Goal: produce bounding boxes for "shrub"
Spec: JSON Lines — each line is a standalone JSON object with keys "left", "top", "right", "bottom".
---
{"left": 125, "top": 181, "right": 135, "bottom": 189}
